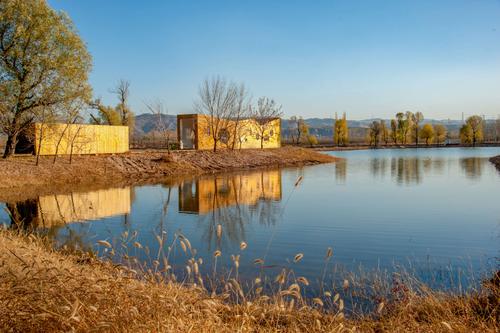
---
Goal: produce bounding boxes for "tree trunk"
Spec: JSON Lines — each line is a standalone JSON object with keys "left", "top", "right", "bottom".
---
{"left": 3, "top": 133, "right": 18, "bottom": 158}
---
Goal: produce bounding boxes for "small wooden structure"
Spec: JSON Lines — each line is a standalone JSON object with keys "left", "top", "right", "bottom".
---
{"left": 177, "top": 114, "right": 281, "bottom": 150}
{"left": 18, "top": 123, "right": 129, "bottom": 155}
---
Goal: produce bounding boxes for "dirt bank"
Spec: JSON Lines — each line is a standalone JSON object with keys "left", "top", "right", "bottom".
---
{"left": 490, "top": 155, "right": 500, "bottom": 171}
{"left": 0, "top": 230, "right": 497, "bottom": 332}
{"left": 0, "top": 147, "right": 336, "bottom": 202}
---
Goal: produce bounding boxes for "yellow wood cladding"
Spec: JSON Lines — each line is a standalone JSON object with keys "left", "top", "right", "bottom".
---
{"left": 178, "top": 114, "right": 281, "bottom": 150}
{"left": 34, "top": 123, "right": 129, "bottom": 155}
{"left": 178, "top": 170, "right": 282, "bottom": 214}
{"left": 37, "top": 187, "right": 131, "bottom": 227}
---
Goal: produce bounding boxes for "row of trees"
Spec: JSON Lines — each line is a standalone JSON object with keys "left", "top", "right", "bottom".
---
{"left": 368, "top": 120, "right": 447, "bottom": 147}
{"left": 366, "top": 113, "right": 490, "bottom": 147}
{"left": 285, "top": 110, "right": 496, "bottom": 148}
{"left": 194, "top": 76, "right": 283, "bottom": 152}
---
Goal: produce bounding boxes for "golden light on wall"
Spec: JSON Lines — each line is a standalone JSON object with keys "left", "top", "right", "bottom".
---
{"left": 32, "top": 123, "right": 129, "bottom": 155}
{"left": 177, "top": 114, "right": 281, "bottom": 150}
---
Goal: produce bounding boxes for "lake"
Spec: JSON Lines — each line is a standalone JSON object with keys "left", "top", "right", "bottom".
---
{"left": 1, "top": 147, "right": 499, "bottom": 293}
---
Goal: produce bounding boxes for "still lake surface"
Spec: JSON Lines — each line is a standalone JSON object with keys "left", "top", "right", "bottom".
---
{"left": 1, "top": 147, "right": 499, "bottom": 291}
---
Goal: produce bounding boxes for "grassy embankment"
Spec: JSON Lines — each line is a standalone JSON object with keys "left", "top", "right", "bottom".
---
{"left": 0, "top": 229, "right": 497, "bottom": 332}
{"left": 0, "top": 147, "right": 335, "bottom": 202}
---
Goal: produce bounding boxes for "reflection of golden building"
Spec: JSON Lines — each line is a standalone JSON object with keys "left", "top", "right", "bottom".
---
{"left": 7, "top": 187, "right": 131, "bottom": 229}
{"left": 179, "top": 171, "right": 282, "bottom": 214}
{"left": 177, "top": 114, "right": 281, "bottom": 150}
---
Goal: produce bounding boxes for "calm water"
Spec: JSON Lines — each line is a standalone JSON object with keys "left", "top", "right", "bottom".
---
{"left": 1, "top": 147, "right": 499, "bottom": 291}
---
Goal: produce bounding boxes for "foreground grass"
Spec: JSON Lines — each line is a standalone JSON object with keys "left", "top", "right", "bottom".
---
{"left": 0, "top": 230, "right": 497, "bottom": 332}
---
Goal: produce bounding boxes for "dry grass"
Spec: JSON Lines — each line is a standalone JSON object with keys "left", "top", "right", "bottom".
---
{"left": 0, "top": 229, "right": 497, "bottom": 332}
{"left": 0, "top": 147, "right": 336, "bottom": 202}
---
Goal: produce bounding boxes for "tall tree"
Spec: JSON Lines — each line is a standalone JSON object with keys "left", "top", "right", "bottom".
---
{"left": 390, "top": 119, "right": 398, "bottom": 144}
{"left": 252, "top": 97, "right": 283, "bottom": 149}
{"left": 460, "top": 115, "right": 483, "bottom": 146}
{"left": 419, "top": 123, "right": 434, "bottom": 146}
{"left": 395, "top": 112, "right": 405, "bottom": 144}
{"left": 194, "top": 77, "right": 238, "bottom": 152}
{"left": 297, "top": 117, "right": 308, "bottom": 145}
{"left": 411, "top": 112, "right": 424, "bottom": 146}
{"left": 402, "top": 111, "right": 414, "bottom": 145}
{"left": 145, "top": 100, "right": 175, "bottom": 154}
{"left": 112, "top": 79, "right": 134, "bottom": 129}
{"left": 0, "top": 0, "right": 92, "bottom": 158}
{"left": 333, "top": 113, "right": 348, "bottom": 146}
{"left": 288, "top": 116, "right": 298, "bottom": 144}
{"left": 368, "top": 121, "right": 382, "bottom": 147}
{"left": 434, "top": 124, "right": 447, "bottom": 146}
{"left": 229, "top": 83, "right": 250, "bottom": 150}
{"left": 380, "top": 120, "right": 389, "bottom": 145}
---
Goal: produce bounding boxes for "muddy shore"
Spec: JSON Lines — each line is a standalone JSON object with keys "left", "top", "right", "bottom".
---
{"left": 490, "top": 155, "right": 500, "bottom": 171}
{"left": 0, "top": 147, "right": 336, "bottom": 202}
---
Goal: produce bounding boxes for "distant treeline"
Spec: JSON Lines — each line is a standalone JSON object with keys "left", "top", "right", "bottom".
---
{"left": 132, "top": 113, "right": 500, "bottom": 148}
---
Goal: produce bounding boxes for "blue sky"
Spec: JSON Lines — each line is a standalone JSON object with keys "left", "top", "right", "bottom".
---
{"left": 48, "top": 0, "right": 500, "bottom": 120}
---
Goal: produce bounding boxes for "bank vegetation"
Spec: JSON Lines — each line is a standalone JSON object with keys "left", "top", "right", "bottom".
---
{"left": 0, "top": 229, "right": 497, "bottom": 332}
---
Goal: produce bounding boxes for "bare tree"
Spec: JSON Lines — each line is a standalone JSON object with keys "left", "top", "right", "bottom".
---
{"left": 112, "top": 79, "right": 134, "bottom": 129}
{"left": 145, "top": 100, "right": 175, "bottom": 154}
{"left": 194, "top": 77, "right": 238, "bottom": 152}
{"left": 288, "top": 116, "right": 297, "bottom": 144}
{"left": 288, "top": 116, "right": 306, "bottom": 145}
{"left": 252, "top": 97, "right": 283, "bottom": 149}
{"left": 229, "top": 84, "right": 251, "bottom": 150}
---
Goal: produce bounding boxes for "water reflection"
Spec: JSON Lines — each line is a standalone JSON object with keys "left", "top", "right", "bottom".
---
{"left": 0, "top": 147, "right": 499, "bottom": 295}
{"left": 370, "top": 158, "right": 388, "bottom": 179}
{"left": 179, "top": 170, "right": 283, "bottom": 249}
{"left": 178, "top": 171, "right": 282, "bottom": 214}
{"left": 460, "top": 157, "right": 483, "bottom": 180}
{"left": 5, "top": 187, "right": 132, "bottom": 229}
{"left": 334, "top": 159, "right": 347, "bottom": 184}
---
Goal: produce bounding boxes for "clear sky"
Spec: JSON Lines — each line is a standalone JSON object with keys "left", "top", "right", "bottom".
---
{"left": 48, "top": 0, "right": 500, "bottom": 120}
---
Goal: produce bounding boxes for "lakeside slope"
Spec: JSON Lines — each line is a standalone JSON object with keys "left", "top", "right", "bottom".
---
{"left": 0, "top": 147, "right": 335, "bottom": 202}
{"left": 490, "top": 155, "right": 500, "bottom": 171}
{"left": 0, "top": 230, "right": 497, "bottom": 332}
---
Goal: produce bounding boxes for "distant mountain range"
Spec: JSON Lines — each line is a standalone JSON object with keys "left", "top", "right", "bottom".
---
{"left": 134, "top": 113, "right": 483, "bottom": 138}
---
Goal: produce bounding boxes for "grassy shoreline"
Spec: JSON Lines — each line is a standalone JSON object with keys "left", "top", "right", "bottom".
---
{"left": 0, "top": 147, "right": 335, "bottom": 202}
{"left": 0, "top": 229, "right": 497, "bottom": 332}
{"left": 312, "top": 142, "right": 500, "bottom": 151}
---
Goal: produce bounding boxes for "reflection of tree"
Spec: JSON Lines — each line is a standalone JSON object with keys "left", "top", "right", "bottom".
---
{"left": 5, "top": 198, "right": 92, "bottom": 252}
{"left": 5, "top": 199, "right": 39, "bottom": 230}
{"left": 334, "top": 159, "right": 347, "bottom": 184}
{"left": 370, "top": 158, "right": 387, "bottom": 179}
{"left": 391, "top": 157, "right": 422, "bottom": 185}
{"left": 178, "top": 170, "right": 282, "bottom": 251}
{"left": 460, "top": 157, "right": 483, "bottom": 180}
